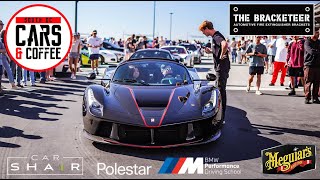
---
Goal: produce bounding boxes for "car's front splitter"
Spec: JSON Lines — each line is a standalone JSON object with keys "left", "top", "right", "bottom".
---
{"left": 83, "top": 129, "right": 221, "bottom": 149}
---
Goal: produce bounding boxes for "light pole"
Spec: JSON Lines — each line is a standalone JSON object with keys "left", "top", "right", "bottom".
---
{"left": 75, "top": 1, "right": 78, "bottom": 33}
{"left": 153, "top": 1, "right": 156, "bottom": 39}
{"left": 169, "top": 12, "right": 173, "bottom": 40}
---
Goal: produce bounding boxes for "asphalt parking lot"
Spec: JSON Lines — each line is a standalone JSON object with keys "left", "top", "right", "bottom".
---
{"left": 0, "top": 55, "right": 319, "bottom": 179}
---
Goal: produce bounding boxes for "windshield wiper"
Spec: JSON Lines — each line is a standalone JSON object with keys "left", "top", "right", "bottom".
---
{"left": 113, "top": 79, "right": 124, "bottom": 83}
{"left": 123, "top": 79, "right": 150, "bottom": 86}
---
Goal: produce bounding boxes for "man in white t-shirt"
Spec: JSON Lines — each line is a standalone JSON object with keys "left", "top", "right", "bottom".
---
{"left": 87, "top": 30, "right": 103, "bottom": 74}
{"left": 269, "top": 36, "right": 289, "bottom": 86}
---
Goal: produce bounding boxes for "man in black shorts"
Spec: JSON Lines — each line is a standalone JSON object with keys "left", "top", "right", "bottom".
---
{"left": 87, "top": 30, "right": 103, "bottom": 74}
{"left": 245, "top": 36, "right": 267, "bottom": 95}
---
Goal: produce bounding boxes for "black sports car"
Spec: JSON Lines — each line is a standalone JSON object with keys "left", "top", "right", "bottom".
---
{"left": 82, "top": 58, "right": 223, "bottom": 148}
{"left": 129, "top": 49, "right": 175, "bottom": 60}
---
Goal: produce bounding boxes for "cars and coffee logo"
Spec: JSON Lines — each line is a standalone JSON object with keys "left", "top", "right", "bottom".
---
{"left": 4, "top": 4, "right": 72, "bottom": 72}
{"left": 158, "top": 157, "right": 241, "bottom": 175}
{"left": 262, "top": 144, "right": 316, "bottom": 174}
{"left": 7, "top": 155, "right": 83, "bottom": 175}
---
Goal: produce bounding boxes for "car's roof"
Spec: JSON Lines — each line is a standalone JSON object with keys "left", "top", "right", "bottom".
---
{"left": 120, "top": 58, "right": 182, "bottom": 66}
{"left": 179, "top": 43, "right": 196, "bottom": 46}
{"left": 160, "top": 45, "right": 187, "bottom": 49}
{"left": 135, "top": 49, "right": 171, "bottom": 53}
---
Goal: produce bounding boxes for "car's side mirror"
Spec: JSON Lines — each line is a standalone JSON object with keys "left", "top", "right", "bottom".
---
{"left": 206, "top": 73, "right": 217, "bottom": 81}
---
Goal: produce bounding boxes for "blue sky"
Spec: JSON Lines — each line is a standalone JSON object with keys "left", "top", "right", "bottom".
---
{"left": 0, "top": 1, "right": 317, "bottom": 42}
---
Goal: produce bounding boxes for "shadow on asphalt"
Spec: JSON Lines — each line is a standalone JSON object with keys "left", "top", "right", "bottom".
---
{"left": 92, "top": 105, "right": 281, "bottom": 163}
{"left": 0, "top": 126, "right": 42, "bottom": 148}
{"left": 262, "top": 92, "right": 305, "bottom": 98}
{"left": 0, "top": 92, "right": 63, "bottom": 121}
{"left": 251, "top": 124, "right": 320, "bottom": 138}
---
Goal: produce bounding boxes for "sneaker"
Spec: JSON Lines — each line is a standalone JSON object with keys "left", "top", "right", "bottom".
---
{"left": 269, "top": 83, "right": 275, "bottom": 86}
{"left": 17, "top": 84, "right": 24, "bottom": 88}
{"left": 40, "top": 80, "right": 46, "bottom": 84}
{"left": 70, "top": 73, "right": 74, "bottom": 79}
{"left": 0, "top": 89, "right": 3, "bottom": 96}
{"left": 31, "top": 84, "right": 36, "bottom": 87}
{"left": 255, "top": 90, "right": 263, "bottom": 95}
{"left": 246, "top": 85, "right": 250, "bottom": 93}
{"left": 96, "top": 70, "right": 99, "bottom": 75}
{"left": 312, "top": 99, "right": 320, "bottom": 104}
{"left": 72, "top": 75, "right": 76, "bottom": 80}
{"left": 305, "top": 99, "right": 311, "bottom": 104}
{"left": 280, "top": 83, "right": 284, "bottom": 86}
{"left": 11, "top": 84, "right": 18, "bottom": 89}
{"left": 23, "top": 83, "right": 27, "bottom": 87}
{"left": 288, "top": 90, "right": 296, "bottom": 96}
{"left": 49, "top": 77, "right": 56, "bottom": 81}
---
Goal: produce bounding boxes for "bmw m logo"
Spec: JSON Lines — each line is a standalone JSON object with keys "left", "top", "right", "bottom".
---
{"left": 151, "top": 118, "right": 155, "bottom": 122}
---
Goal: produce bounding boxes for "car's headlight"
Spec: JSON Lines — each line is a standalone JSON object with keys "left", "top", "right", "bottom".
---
{"left": 202, "top": 89, "right": 218, "bottom": 117}
{"left": 87, "top": 89, "right": 104, "bottom": 117}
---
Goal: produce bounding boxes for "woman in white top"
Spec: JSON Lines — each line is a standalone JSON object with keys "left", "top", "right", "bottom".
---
{"left": 68, "top": 33, "right": 81, "bottom": 79}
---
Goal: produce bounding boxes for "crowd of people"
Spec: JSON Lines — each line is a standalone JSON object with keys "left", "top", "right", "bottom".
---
{"left": 1, "top": 16, "right": 319, "bottom": 104}
{"left": 227, "top": 32, "right": 320, "bottom": 104}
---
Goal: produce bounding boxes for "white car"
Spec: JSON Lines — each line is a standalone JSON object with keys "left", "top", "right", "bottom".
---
{"left": 179, "top": 43, "right": 202, "bottom": 64}
{"left": 81, "top": 45, "right": 125, "bottom": 65}
{"left": 54, "top": 58, "right": 81, "bottom": 76}
{"left": 100, "top": 48, "right": 125, "bottom": 63}
{"left": 160, "top": 46, "right": 194, "bottom": 67}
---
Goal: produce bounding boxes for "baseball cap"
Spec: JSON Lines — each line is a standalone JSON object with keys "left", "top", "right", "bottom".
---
{"left": 0, "top": 20, "right": 4, "bottom": 25}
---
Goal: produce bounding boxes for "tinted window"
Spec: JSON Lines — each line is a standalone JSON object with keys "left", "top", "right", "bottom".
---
{"left": 181, "top": 44, "right": 197, "bottom": 51}
{"left": 130, "top": 51, "right": 173, "bottom": 60}
{"left": 161, "top": 47, "right": 186, "bottom": 54}
{"left": 113, "top": 61, "right": 191, "bottom": 86}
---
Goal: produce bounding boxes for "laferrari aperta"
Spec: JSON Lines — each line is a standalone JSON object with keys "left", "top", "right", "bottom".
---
{"left": 82, "top": 58, "right": 223, "bottom": 148}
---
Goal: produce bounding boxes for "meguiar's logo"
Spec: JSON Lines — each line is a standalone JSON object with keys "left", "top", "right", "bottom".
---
{"left": 5, "top": 4, "right": 72, "bottom": 72}
{"left": 262, "top": 144, "right": 316, "bottom": 174}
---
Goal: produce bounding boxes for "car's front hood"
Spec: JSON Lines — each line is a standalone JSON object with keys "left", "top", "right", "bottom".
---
{"left": 99, "top": 50, "right": 113, "bottom": 55}
{"left": 103, "top": 84, "right": 205, "bottom": 127}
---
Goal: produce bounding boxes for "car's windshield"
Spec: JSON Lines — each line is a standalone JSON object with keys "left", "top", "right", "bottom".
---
{"left": 181, "top": 44, "right": 197, "bottom": 51}
{"left": 103, "top": 41, "right": 120, "bottom": 49}
{"left": 130, "top": 51, "right": 172, "bottom": 60}
{"left": 112, "top": 61, "right": 192, "bottom": 86}
{"left": 161, "top": 47, "right": 186, "bottom": 54}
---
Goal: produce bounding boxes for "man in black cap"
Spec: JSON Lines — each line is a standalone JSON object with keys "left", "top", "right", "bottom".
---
{"left": 87, "top": 30, "right": 103, "bottom": 74}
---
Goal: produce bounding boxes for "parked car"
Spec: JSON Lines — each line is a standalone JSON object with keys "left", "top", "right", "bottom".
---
{"left": 160, "top": 46, "right": 194, "bottom": 67}
{"left": 80, "top": 44, "right": 124, "bottom": 66}
{"left": 179, "top": 43, "right": 201, "bottom": 64}
{"left": 54, "top": 58, "right": 80, "bottom": 76}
